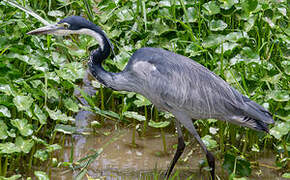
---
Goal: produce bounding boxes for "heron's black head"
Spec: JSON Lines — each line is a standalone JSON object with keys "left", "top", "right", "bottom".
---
{"left": 27, "top": 16, "right": 114, "bottom": 57}
{"left": 58, "top": 16, "right": 97, "bottom": 31}
{"left": 27, "top": 16, "right": 103, "bottom": 36}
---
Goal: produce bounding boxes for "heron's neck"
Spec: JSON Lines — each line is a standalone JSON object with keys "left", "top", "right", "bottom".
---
{"left": 85, "top": 27, "right": 129, "bottom": 91}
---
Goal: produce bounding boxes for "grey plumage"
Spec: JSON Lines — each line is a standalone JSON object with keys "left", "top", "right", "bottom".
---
{"left": 109, "top": 47, "right": 273, "bottom": 132}
{"left": 27, "top": 16, "right": 274, "bottom": 180}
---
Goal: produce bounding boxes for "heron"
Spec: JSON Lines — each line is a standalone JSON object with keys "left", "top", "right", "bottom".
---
{"left": 27, "top": 16, "right": 274, "bottom": 179}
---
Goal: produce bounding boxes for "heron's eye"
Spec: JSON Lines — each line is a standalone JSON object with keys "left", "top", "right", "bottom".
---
{"left": 62, "top": 23, "right": 70, "bottom": 29}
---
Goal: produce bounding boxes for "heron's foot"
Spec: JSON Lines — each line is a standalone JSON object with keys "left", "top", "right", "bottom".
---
{"left": 206, "top": 151, "right": 215, "bottom": 180}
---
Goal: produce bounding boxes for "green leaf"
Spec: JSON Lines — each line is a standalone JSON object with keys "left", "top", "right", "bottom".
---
{"left": 244, "top": 16, "right": 256, "bottom": 32}
{"left": 68, "top": 49, "right": 86, "bottom": 57}
{"left": 113, "top": 51, "right": 131, "bottom": 70}
{"left": 34, "top": 104, "right": 47, "bottom": 125}
{"left": 202, "top": 1, "right": 220, "bottom": 16}
{"left": 230, "top": 47, "right": 260, "bottom": 65}
{"left": 268, "top": 90, "right": 289, "bottom": 102}
{"left": 123, "top": 111, "right": 146, "bottom": 121}
{"left": 0, "top": 142, "right": 21, "bottom": 154}
{"left": 277, "top": 7, "right": 287, "bottom": 17}
{"left": 215, "top": 42, "right": 239, "bottom": 54}
{"left": 15, "top": 136, "right": 34, "bottom": 154}
{"left": 148, "top": 120, "right": 170, "bottom": 128}
{"left": 201, "top": 135, "right": 218, "bottom": 150}
{"left": 0, "top": 105, "right": 11, "bottom": 118}
{"left": 91, "top": 121, "right": 102, "bottom": 128}
{"left": 133, "top": 94, "right": 151, "bottom": 107}
{"left": 48, "top": 10, "right": 64, "bottom": 17}
{"left": 270, "top": 122, "right": 290, "bottom": 139}
{"left": 282, "top": 173, "right": 290, "bottom": 178}
{"left": 0, "top": 120, "right": 8, "bottom": 140}
{"left": 13, "top": 95, "right": 33, "bottom": 111}
{"left": 0, "top": 84, "right": 13, "bottom": 95}
{"left": 51, "top": 52, "right": 66, "bottom": 67}
{"left": 46, "top": 107, "right": 74, "bottom": 123}
{"left": 47, "top": 88, "right": 59, "bottom": 100}
{"left": 7, "top": 129, "right": 16, "bottom": 138}
{"left": 34, "top": 171, "right": 49, "bottom": 180}
{"left": 225, "top": 32, "right": 249, "bottom": 42}
{"left": 34, "top": 150, "right": 48, "bottom": 161}
{"left": 202, "top": 34, "right": 225, "bottom": 48}
{"left": 187, "top": 7, "right": 198, "bottom": 22}
{"left": 209, "top": 20, "right": 227, "bottom": 31}
{"left": 46, "top": 144, "right": 62, "bottom": 152}
{"left": 116, "top": 7, "right": 134, "bottom": 22}
{"left": 64, "top": 98, "right": 79, "bottom": 112}
{"left": 0, "top": 174, "right": 22, "bottom": 180}
{"left": 56, "top": 62, "right": 85, "bottom": 82}
{"left": 241, "top": 0, "right": 258, "bottom": 13}
{"left": 263, "top": 17, "right": 275, "bottom": 28}
{"left": 54, "top": 124, "right": 76, "bottom": 134}
{"left": 219, "top": 0, "right": 236, "bottom": 10}
{"left": 11, "top": 119, "right": 33, "bottom": 137}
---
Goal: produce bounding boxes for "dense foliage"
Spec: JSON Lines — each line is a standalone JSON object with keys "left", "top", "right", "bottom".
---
{"left": 0, "top": 0, "right": 289, "bottom": 179}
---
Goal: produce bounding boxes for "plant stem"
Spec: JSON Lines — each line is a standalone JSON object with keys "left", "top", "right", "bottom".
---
{"left": 161, "top": 128, "right": 167, "bottom": 154}
{"left": 3, "top": 156, "right": 8, "bottom": 177}
{"left": 142, "top": 105, "right": 148, "bottom": 136}
{"left": 132, "top": 119, "right": 136, "bottom": 147}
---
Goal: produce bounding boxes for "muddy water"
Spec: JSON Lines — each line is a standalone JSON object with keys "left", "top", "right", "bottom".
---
{"left": 49, "top": 110, "right": 284, "bottom": 180}
{"left": 51, "top": 110, "right": 203, "bottom": 180}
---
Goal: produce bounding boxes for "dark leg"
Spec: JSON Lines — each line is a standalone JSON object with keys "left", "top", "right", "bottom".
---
{"left": 173, "top": 112, "right": 215, "bottom": 180}
{"left": 165, "top": 121, "right": 185, "bottom": 179}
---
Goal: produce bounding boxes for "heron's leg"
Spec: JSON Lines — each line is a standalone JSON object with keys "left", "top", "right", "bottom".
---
{"left": 165, "top": 120, "right": 185, "bottom": 179}
{"left": 173, "top": 112, "right": 215, "bottom": 180}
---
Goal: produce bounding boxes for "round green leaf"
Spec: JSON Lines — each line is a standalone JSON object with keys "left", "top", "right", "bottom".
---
{"left": 13, "top": 95, "right": 33, "bottom": 112}
{"left": 46, "top": 144, "right": 62, "bottom": 152}
{"left": 241, "top": 0, "right": 258, "bottom": 12}
{"left": 148, "top": 120, "right": 170, "bottom": 128}
{"left": 215, "top": 42, "right": 239, "bottom": 54}
{"left": 0, "top": 120, "right": 8, "bottom": 140}
{"left": 133, "top": 94, "right": 151, "bottom": 107}
{"left": 15, "top": 136, "right": 34, "bottom": 154}
{"left": 64, "top": 98, "right": 79, "bottom": 112}
{"left": 11, "top": 119, "right": 33, "bottom": 136}
{"left": 270, "top": 122, "right": 290, "bottom": 139}
{"left": 202, "top": 34, "right": 225, "bottom": 48}
{"left": 34, "top": 150, "right": 48, "bottom": 161}
{"left": 209, "top": 20, "right": 228, "bottom": 31}
{"left": 0, "top": 142, "right": 21, "bottom": 154}
{"left": 46, "top": 107, "right": 74, "bottom": 123}
{"left": 202, "top": 1, "right": 220, "bottom": 16}
{"left": 282, "top": 173, "right": 290, "bottom": 178}
{"left": 268, "top": 90, "right": 289, "bottom": 102}
{"left": 34, "top": 104, "right": 47, "bottom": 125}
{"left": 34, "top": 171, "right": 49, "bottom": 180}
{"left": 48, "top": 10, "right": 64, "bottom": 17}
{"left": 202, "top": 135, "right": 218, "bottom": 150}
{"left": 0, "top": 84, "right": 13, "bottom": 95}
{"left": 54, "top": 124, "right": 76, "bottom": 134}
{"left": 225, "top": 32, "right": 249, "bottom": 42}
{"left": 0, "top": 174, "right": 22, "bottom": 180}
{"left": 123, "top": 111, "right": 146, "bottom": 121}
{"left": 0, "top": 105, "right": 10, "bottom": 118}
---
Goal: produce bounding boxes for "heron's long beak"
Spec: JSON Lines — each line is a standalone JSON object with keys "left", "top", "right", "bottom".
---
{"left": 27, "top": 24, "right": 62, "bottom": 35}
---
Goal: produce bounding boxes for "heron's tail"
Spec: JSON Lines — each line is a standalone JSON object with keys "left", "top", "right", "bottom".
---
{"left": 239, "top": 96, "right": 274, "bottom": 132}
{"left": 240, "top": 116, "right": 271, "bottom": 132}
